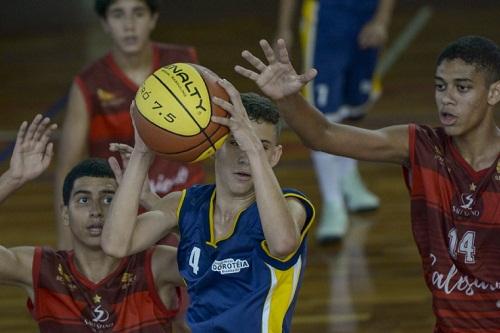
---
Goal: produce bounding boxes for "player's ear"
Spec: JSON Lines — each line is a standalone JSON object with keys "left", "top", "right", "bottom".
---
{"left": 61, "top": 205, "right": 70, "bottom": 227}
{"left": 99, "top": 17, "right": 111, "bottom": 35}
{"left": 487, "top": 80, "right": 500, "bottom": 106}
{"left": 149, "top": 12, "right": 159, "bottom": 31}
{"left": 269, "top": 144, "right": 283, "bottom": 168}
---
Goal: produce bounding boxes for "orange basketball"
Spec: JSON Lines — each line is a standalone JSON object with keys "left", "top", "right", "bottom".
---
{"left": 133, "top": 63, "right": 229, "bottom": 163}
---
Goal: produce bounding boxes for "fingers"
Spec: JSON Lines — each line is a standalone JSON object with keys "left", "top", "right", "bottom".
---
{"left": 259, "top": 39, "right": 276, "bottom": 64}
{"left": 15, "top": 121, "right": 28, "bottom": 148}
{"left": 41, "top": 142, "right": 54, "bottom": 170}
{"left": 109, "top": 143, "right": 133, "bottom": 154}
{"left": 234, "top": 65, "right": 259, "bottom": 81}
{"left": 107, "top": 156, "right": 123, "bottom": 183}
{"left": 25, "top": 114, "right": 43, "bottom": 143}
{"left": 299, "top": 68, "right": 318, "bottom": 84}
{"left": 37, "top": 123, "right": 58, "bottom": 153}
{"left": 241, "top": 50, "right": 267, "bottom": 72}
{"left": 211, "top": 115, "right": 230, "bottom": 127}
{"left": 215, "top": 79, "right": 245, "bottom": 113}
{"left": 32, "top": 116, "right": 52, "bottom": 143}
{"left": 275, "top": 38, "right": 291, "bottom": 64}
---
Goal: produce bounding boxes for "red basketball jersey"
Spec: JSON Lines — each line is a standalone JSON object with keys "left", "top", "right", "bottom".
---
{"left": 75, "top": 43, "right": 205, "bottom": 196}
{"left": 405, "top": 124, "right": 500, "bottom": 332}
{"left": 28, "top": 247, "right": 178, "bottom": 332}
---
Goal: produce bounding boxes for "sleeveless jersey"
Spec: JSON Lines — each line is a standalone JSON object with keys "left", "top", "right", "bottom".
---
{"left": 75, "top": 43, "right": 205, "bottom": 196}
{"left": 28, "top": 247, "right": 178, "bottom": 332}
{"left": 176, "top": 184, "right": 315, "bottom": 333}
{"left": 404, "top": 124, "right": 500, "bottom": 332}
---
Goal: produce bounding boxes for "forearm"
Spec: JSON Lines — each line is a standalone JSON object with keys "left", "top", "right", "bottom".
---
{"left": 277, "top": 0, "right": 298, "bottom": 32}
{"left": 373, "top": 0, "right": 395, "bottom": 26}
{"left": 0, "top": 170, "right": 22, "bottom": 204}
{"left": 276, "top": 93, "right": 332, "bottom": 150}
{"left": 248, "top": 149, "right": 299, "bottom": 258}
{"left": 102, "top": 148, "right": 154, "bottom": 257}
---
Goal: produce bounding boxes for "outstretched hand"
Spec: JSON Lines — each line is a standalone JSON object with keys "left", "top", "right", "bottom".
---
{"left": 235, "top": 39, "right": 317, "bottom": 100}
{"left": 211, "top": 79, "right": 262, "bottom": 154}
{"left": 9, "top": 114, "right": 57, "bottom": 185}
{"left": 108, "top": 143, "right": 159, "bottom": 209}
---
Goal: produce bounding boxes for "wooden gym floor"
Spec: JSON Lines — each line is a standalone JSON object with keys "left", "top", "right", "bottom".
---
{"left": 1, "top": 1, "right": 499, "bottom": 332}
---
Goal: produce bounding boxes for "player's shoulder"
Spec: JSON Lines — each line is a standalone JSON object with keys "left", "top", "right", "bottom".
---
{"left": 154, "top": 42, "right": 197, "bottom": 63}
{"left": 154, "top": 42, "right": 196, "bottom": 53}
{"left": 412, "top": 124, "right": 448, "bottom": 146}
{"left": 75, "top": 52, "right": 112, "bottom": 81}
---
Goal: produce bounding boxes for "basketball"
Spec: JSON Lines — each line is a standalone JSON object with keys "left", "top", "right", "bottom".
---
{"left": 133, "top": 63, "right": 229, "bottom": 163}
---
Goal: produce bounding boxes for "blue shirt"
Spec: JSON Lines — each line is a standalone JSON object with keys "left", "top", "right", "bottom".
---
{"left": 177, "top": 184, "right": 315, "bottom": 332}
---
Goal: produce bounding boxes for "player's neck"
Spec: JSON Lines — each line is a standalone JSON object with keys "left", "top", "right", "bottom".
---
{"left": 111, "top": 42, "right": 153, "bottom": 72}
{"left": 213, "top": 189, "right": 255, "bottom": 225}
{"left": 72, "top": 246, "right": 121, "bottom": 283}
{"left": 452, "top": 120, "right": 500, "bottom": 171}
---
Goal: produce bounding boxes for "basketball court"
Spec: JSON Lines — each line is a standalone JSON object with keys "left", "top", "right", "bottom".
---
{"left": 1, "top": 1, "right": 499, "bottom": 331}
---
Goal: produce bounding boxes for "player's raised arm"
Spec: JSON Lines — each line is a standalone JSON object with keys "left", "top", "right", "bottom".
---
{"left": 0, "top": 114, "right": 56, "bottom": 297}
{"left": 101, "top": 103, "right": 180, "bottom": 258}
{"left": 236, "top": 39, "right": 409, "bottom": 165}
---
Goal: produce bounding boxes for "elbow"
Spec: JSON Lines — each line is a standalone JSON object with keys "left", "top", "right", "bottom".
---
{"left": 269, "top": 236, "right": 300, "bottom": 259}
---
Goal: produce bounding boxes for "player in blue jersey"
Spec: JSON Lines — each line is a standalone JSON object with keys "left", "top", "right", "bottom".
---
{"left": 101, "top": 85, "right": 315, "bottom": 332}
{"left": 277, "top": 0, "right": 395, "bottom": 242}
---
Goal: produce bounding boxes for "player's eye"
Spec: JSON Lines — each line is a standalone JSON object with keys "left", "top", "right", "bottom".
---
{"left": 434, "top": 82, "right": 446, "bottom": 92}
{"left": 108, "top": 10, "right": 124, "bottom": 19}
{"left": 457, "top": 84, "right": 471, "bottom": 93}
{"left": 103, "top": 195, "right": 114, "bottom": 205}
{"left": 77, "top": 197, "right": 89, "bottom": 204}
{"left": 134, "top": 9, "right": 148, "bottom": 18}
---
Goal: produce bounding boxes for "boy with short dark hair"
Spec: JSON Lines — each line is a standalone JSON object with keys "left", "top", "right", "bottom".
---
{"left": 237, "top": 35, "right": 500, "bottom": 332}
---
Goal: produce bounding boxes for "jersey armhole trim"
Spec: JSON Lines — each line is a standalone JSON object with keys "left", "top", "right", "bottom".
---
{"left": 260, "top": 193, "right": 315, "bottom": 263}
{"left": 30, "top": 246, "right": 43, "bottom": 320}
{"left": 145, "top": 247, "right": 178, "bottom": 317}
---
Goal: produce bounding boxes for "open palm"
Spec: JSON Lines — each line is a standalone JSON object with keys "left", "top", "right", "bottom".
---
{"left": 10, "top": 115, "right": 57, "bottom": 184}
{"left": 235, "top": 39, "right": 317, "bottom": 100}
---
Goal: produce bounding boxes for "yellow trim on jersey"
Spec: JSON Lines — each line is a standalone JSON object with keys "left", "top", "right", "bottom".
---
{"left": 205, "top": 189, "right": 247, "bottom": 248}
{"left": 176, "top": 189, "right": 187, "bottom": 219}
{"left": 260, "top": 193, "right": 315, "bottom": 263}
{"left": 261, "top": 257, "right": 303, "bottom": 333}
{"left": 299, "top": 0, "right": 319, "bottom": 102}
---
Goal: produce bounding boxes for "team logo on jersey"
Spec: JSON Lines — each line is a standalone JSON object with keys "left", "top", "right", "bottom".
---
{"left": 56, "top": 264, "right": 77, "bottom": 291}
{"left": 97, "top": 88, "right": 126, "bottom": 108}
{"left": 121, "top": 272, "right": 136, "bottom": 289}
{"left": 452, "top": 192, "right": 482, "bottom": 218}
{"left": 211, "top": 258, "right": 250, "bottom": 275}
{"left": 433, "top": 146, "right": 446, "bottom": 167}
{"left": 83, "top": 303, "right": 115, "bottom": 331}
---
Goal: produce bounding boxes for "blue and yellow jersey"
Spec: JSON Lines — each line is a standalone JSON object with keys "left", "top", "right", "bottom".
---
{"left": 177, "top": 184, "right": 315, "bottom": 333}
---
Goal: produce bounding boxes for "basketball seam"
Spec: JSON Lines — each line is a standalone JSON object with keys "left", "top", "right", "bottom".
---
{"left": 152, "top": 72, "right": 217, "bottom": 150}
{"left": 157, "top": 125, "right": 227, "bottom": 155}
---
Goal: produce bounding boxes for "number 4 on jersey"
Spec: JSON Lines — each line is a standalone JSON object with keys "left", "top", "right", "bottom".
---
{"left": 189, "top": 247, "right": 201, "bottom": 274}
{"left": 448, "top": 228, "right": 476, "bottom": 264}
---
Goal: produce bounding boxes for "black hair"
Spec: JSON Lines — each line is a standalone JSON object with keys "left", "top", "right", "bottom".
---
{"left": 63, "top": 158, "right": 115, "bottom": 206}
{"left": 436, "top": 35, "right": 500, "bottom": 84}
{"left": 240, "top": 92, "right": 282, "bottom": 138}
{"left": 95, "top": 0, "right": 160, "bottom": 18}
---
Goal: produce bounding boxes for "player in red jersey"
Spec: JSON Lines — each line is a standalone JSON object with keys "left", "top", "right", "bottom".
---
{"left": 1, "top": 116, "right": 183, "bottom": 332}
{"left": 55, "top": 0, "right": 205, "bottom": 250}
{"left": 236, "top": 36, "right": 500, "bottom": 332}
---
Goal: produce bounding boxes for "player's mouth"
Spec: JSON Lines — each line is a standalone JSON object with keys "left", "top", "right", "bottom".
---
{"left": 123, "top": 36, "right": 139, "bottom": 46}
{"left": 87, "top": 222, "right": 104, "bottom": 236}
{"left": 234, "top": 171, "right": 251, "bottom": 181}
{"left": 439, "top": 111, "right": 458, "bottom": 126}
